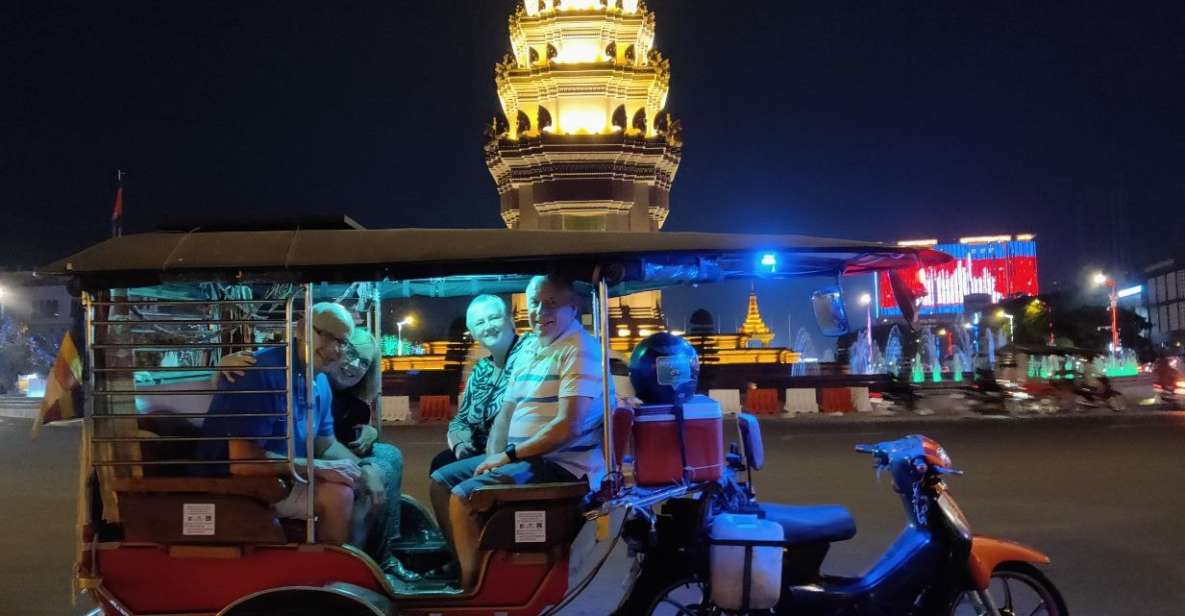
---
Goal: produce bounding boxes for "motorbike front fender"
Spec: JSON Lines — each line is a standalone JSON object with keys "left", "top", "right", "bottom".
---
{"left": 967, "top": 535, "right": 1051, "bottom": 591}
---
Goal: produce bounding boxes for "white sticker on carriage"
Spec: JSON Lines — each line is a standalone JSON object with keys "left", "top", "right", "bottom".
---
{"left": 514, "top": 510, "right": 546, "bottom": 543}
{"left": 182, "top": 503, "right": 216, "bottom": 536}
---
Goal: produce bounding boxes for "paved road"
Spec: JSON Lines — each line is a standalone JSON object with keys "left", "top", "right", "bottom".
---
{"left": 4, "top": 413, "right": 1184, "bottom": 615}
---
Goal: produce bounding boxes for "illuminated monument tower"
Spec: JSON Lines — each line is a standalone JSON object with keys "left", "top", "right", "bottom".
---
{"left": 487, "top": 0, "right": 682, "bottom": 333}
{"left": 486, "top": 0, "right": 682, "bottom": 232}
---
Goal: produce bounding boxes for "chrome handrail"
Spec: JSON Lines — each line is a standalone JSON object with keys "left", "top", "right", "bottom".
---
{"left": 91, "top": 319, "right": 288, "bottom": 326}
{"left": 595, "top": 276, "right": 617, "bottom": 496}
{"left": 285, "top": 295, "right": 306, "bottom": 486}
{"left": 82, "top": 291, "right": 307, "bottom": 474}
{"left": 303, "top": 283, "right": 317, "bottom": 544}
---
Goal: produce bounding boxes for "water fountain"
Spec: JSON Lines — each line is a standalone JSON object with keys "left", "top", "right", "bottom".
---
{"left": 848, "top": 330, "right": 870, "bottom": 375}
{"left": 920, "top": 327, "right": 943, "bottom": 382}
{"left": 911, "top": 352, "right": 926, "bottom": 383}
{"left": 884, "top": 326, "right": 903, "bottom": 376}
{"left": 1098, "top": 349, "right": 1139, "bottom": 377}
{"left": 792, "top": 328, "right": 817, "bottom": 376}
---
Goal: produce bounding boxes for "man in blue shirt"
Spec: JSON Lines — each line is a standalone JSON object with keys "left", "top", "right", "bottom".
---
{"left": 199, "top": 303, "right": 382, "bottom": 545}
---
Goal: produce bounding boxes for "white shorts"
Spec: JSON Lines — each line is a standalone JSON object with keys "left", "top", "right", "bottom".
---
{"left": 273, "top": 483, "right": 314, "bottom": 520}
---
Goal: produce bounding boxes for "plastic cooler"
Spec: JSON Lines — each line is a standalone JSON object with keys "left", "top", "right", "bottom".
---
{"left": 633, "top": 395, "right": 724, "bottom": 485}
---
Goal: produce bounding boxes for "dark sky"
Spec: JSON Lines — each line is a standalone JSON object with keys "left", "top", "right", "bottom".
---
{"left": 2, "top": 1, "right": 1183, "bottom": 340}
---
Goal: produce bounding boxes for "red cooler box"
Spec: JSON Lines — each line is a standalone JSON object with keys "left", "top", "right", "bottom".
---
{"left": 633, "top": 395, "right": 724, "bottom": 485}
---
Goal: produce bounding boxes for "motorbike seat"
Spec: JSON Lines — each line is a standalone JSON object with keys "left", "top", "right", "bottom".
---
{"left": 759, "top": 503, "right": 857, "bottom": 544}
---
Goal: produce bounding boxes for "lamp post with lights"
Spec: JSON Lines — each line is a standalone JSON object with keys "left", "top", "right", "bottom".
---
{"left": 995, "top": 310, "right": 1014, "bottom": 343}
{"left": 1092, "top": 272, "right": 1120, "bottom": 352}
{"left": 396, "top": 316, "right": 416, "bottom": 356}
{"left": 859, "top": 293, "right": 873, "bottom": 365}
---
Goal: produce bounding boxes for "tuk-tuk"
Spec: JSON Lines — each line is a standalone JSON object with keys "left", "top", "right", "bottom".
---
{"left": 43, "top": 227, "right": 957, "bottom": 615}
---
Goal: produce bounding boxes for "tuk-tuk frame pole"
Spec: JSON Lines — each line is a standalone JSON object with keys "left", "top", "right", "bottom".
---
{"left": 594, "top": 276, "right": 617, "bottom": 496}
{"left": 80, "top": 291, "right": 98, "bottom": 579}
{"left": 303, "top": 284, "right": 317, "bottom": 543}
{"left": 285, "top": 295, "right": 306, "bottom": 487}
{"left": 369, "top": 286, "right": 383, "bottom": 429}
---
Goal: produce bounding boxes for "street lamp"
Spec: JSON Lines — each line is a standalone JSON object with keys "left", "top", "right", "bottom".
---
{"left": 396, "top": 315, "right": 415, "bottom": 356}
{"left": 995, "top": 309, "right": 1014, "bottom": 343}
{"left": 1092, "top": 272, "right": 1119, "bottom": 353}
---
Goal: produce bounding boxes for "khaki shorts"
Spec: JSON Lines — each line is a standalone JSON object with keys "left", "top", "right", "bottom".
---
{"left": 273, "top": 483, "right": 313, "bottom": 520}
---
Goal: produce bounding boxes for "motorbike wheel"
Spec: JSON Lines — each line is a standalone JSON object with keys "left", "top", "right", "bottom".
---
{"left": 615, "top": 563, "right": 719, "bottom": 616}
{"left": 1107, "top": 394, "right": 1128, "bottom": 412}
{"left": 949, "top": 562, "right": 1068, "bottom": 616}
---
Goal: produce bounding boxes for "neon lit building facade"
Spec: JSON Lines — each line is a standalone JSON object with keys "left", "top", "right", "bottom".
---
{"left": 877, "top": 236, "right": 1039, "bottom": 317}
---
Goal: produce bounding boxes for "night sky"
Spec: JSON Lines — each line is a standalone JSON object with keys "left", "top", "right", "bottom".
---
{"left": 3, "top": 1, "right": 1182, "bottom": 342}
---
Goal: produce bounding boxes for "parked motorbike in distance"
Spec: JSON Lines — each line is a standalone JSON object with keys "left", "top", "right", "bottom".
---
{"left": 616, "top": 421, "right": 1068, "bottom": 616}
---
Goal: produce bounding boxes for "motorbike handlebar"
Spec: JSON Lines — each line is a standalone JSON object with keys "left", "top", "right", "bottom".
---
{"left": 854, "top": 444, "right": 878, "bottom": 455}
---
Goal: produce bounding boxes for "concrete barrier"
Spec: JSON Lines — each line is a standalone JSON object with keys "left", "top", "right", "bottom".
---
{"left": 418, "top": 395, "right": 453, "bottom": 422}
{"left": 820, "top": 388, "right": 855, "bottom": 413}
{"left": 784, "top": 388, "right": 819, "bottom": 415}
{"left": 744, "top": 388, "right": 780, "bottom": 415}
{"left": 709, "top": 389, "right": 743, "bottom": 416}
{"left": 851, "top": 387, "right": 873, "bottom": 413}
{"left": 381, "top": 396, "right": 411, "bottom": 423}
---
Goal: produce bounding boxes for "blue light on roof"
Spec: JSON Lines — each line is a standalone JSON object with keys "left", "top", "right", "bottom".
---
{"left": 760, "top": 253, "right": 777, "bottom": 271}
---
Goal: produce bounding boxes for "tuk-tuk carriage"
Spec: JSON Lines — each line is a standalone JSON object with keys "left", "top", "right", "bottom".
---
{"left": 42, "top": 228, "right": 1060, "bottom": 616}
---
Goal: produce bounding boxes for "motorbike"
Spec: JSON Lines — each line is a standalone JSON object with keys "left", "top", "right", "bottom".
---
{"left": 1072, "top": 375, "right": 1127, "bottom": 411}
{"left": 616, "top": 417, "right": 1067, "bottom": 616}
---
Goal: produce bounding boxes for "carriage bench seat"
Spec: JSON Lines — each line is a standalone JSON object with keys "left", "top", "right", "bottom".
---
{"left": 471, "top": 482, "right": 590, "bottom": 553}
{"left": 112, "top": 476, "right": 290, "bottom": 505}
{"left": 467, "top": 481, "right": 589, "bottom": 513}
{"left": 113, "top": 477, "right": 290, "bottom": 545}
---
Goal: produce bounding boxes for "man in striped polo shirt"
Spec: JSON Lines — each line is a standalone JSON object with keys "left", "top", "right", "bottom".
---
{"left": 429, "top": 274, "right": 607, "bottom": 589}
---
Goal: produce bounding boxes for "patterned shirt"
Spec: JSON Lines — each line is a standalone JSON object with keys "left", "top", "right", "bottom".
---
{"left": 448, "top": 333, "right": 533, "bottom": 452}
{"left": 505, "top": 320, "right": 607, "bottom": 489}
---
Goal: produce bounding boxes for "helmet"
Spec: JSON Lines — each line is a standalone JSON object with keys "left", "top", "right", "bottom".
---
{"left": 628, "top": 332, "right": 700, "bottom": 405}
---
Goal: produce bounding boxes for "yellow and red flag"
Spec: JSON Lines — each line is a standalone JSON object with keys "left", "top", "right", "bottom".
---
{"left": 32, "top": 331, "right": 84, "bottom": 438}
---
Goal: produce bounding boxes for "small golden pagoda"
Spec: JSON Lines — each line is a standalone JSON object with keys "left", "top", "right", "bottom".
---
{"left": 739, "top": 289, "right": 775, "bottom": 347}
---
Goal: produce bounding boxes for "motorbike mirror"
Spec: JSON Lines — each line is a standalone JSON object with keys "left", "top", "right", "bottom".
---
{"left": 811, "top": 286, "right": 850, "bottom": 337}
{"left": 888, "top": 269, "right": 921, "bottom": 326}
{"left": 736, "top": 413, "right": 765, "bottom": 471}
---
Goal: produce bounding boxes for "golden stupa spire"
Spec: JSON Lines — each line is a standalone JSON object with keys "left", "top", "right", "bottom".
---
{"left": 739, "top": 287, "right": 775, "bottom": 347}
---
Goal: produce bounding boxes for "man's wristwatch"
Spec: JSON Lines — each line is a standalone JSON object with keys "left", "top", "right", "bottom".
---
{"left": 504, "top": 443, "right": 519, "bottom": 463}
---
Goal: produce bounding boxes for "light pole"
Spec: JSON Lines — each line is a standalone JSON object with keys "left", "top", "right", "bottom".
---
{"left": 995, "top": 309, "right": 1014, "bottom": 343}
{"left": 396, "top": 315, "right": 415, "bottom": 356}
{"left": 1092, "top": 272, "right": 1120, "bottom": 353}
{"left": 0, "top": 284, "right": 6, "bottom": 321}
{"left": 859, "top": 293, "right": 873, "bottom": 363}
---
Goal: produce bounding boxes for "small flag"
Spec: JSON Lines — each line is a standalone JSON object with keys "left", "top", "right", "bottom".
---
{"left": 110, "top": 170, "right": 125, "bottom": 238}
{"left": 110, "top": 184, "right": 123, "bottom": 223}
{"left": 32, "top": 331, "right": 84, "bottom": 439}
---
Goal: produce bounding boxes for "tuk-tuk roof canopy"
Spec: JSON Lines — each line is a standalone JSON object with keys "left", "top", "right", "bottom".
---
{"left": 42, "top": 228, "right": 952, "bottom": 293}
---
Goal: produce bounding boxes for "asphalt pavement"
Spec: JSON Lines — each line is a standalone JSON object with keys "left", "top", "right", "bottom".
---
{"left": 3, "top": 412, "right": 1184, "bottom": 615}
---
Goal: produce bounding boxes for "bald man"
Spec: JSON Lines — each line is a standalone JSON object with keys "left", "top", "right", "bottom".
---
{"left": 430, "top": 275, "right": 608, "bottom": 589}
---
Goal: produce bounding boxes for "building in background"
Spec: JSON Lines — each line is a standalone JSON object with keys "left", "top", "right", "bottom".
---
{"left": 1143, "top": 257, "right": 1185, "bottom": 349}
{"left": 877, "top": 235, "right": 1039, "bottom": 323}
{"left": 0, "top": 270, "right": 77, "bottom": 344}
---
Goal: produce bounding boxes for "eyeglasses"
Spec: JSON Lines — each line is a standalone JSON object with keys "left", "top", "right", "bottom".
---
{"left": 313, "top": 325, "right": 348, "bottom": 348}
